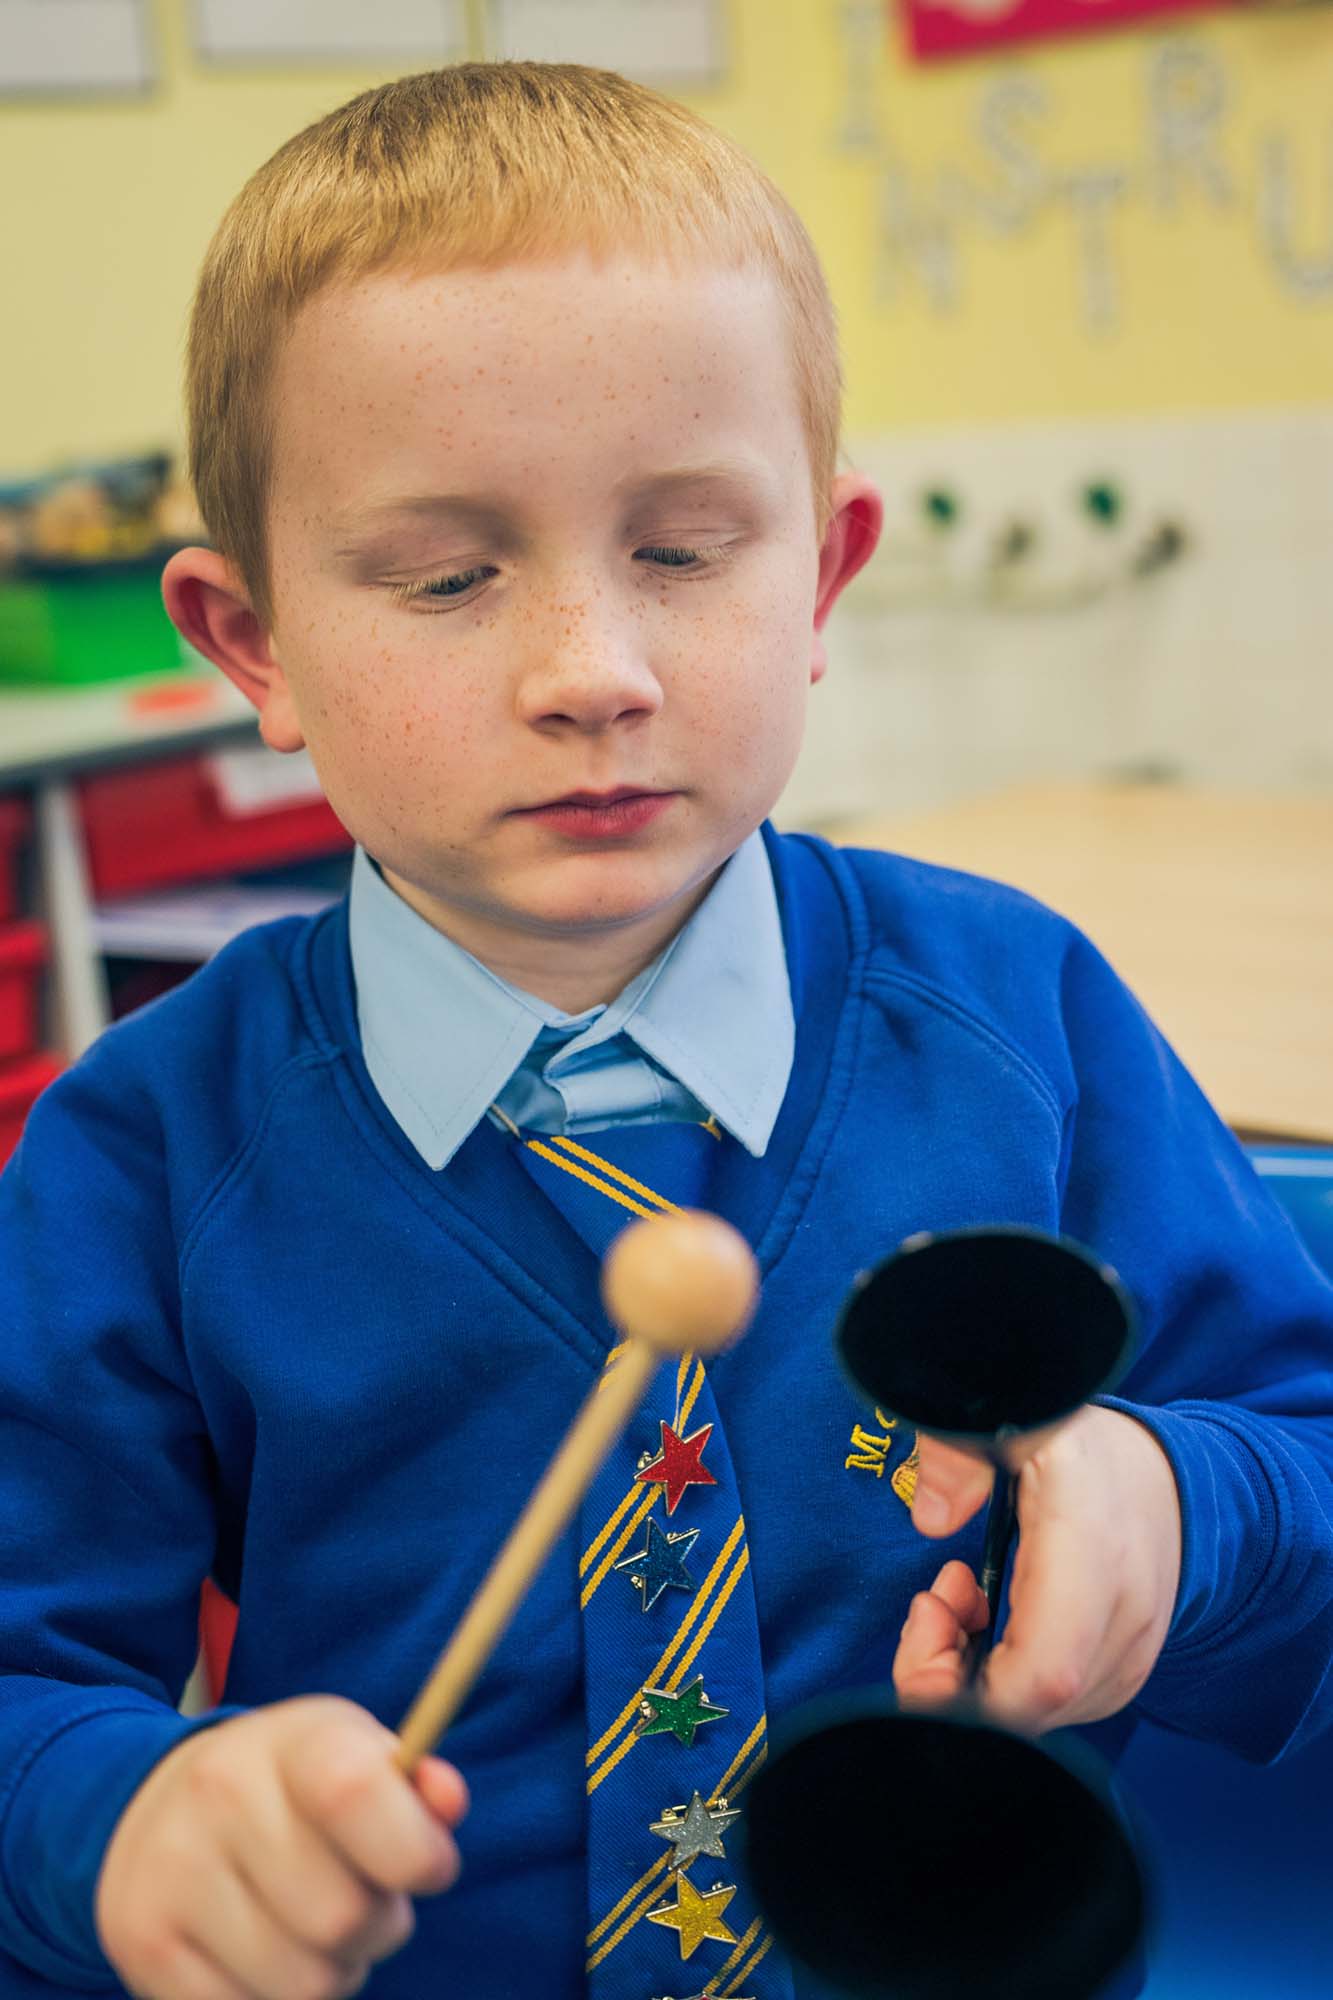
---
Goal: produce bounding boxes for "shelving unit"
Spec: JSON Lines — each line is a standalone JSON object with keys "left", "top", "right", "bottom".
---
{"left": 0, "top": 663, "right": 350, "bottom": 1063}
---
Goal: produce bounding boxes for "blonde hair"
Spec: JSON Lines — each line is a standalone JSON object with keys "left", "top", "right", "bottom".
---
{"left": 184, "top": 62, "right": 843, "bottom": 631}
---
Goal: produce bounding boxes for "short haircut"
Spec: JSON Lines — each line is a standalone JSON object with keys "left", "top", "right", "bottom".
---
{"left": 183, "top": 61, "right": 843, "bottom": 631}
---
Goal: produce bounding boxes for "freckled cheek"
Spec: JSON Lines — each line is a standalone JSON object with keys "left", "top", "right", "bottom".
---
{"left": 314, "top": 640, "right": 492, "bottom": 795}
{"left": 699, "top": 587, "right": 806, "bottom": 704}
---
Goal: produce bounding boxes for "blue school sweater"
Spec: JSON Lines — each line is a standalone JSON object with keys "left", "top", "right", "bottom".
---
{"left": 1, "top": 821, "right": 1331, "bottom": 1996}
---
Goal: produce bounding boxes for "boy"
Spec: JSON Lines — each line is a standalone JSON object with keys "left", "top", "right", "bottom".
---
{"left": 1, "top": 61, "right": 1330, "bottom": 2000}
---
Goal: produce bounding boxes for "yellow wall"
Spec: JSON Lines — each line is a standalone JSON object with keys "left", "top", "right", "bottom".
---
{"left": 1, "top": 0, "right": 1329, "bottom": 476}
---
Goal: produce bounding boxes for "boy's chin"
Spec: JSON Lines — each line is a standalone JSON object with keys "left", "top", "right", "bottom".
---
{"left": 512, "top": 851, "right": 707, "bottom": 931}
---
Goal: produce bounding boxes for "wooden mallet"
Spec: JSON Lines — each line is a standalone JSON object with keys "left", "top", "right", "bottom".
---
{"left": 394, "top": 1208, "right": 759, "bottom": 1773}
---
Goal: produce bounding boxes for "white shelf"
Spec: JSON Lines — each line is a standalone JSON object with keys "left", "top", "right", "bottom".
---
{"left": 92, "top": 879, "right": 341, "bottom": 961}
{"left": 0, "top": 662, "right": 255, "bottom": 784}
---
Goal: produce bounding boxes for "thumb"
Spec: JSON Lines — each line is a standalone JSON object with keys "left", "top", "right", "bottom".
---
{"left": 911, "top": 1435, "right": 994, "bottom": 1537}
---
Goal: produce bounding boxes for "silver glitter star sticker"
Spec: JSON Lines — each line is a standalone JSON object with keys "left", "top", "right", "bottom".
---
{"left": 649, "top": 1789, "right": 741, "bottom": 1870}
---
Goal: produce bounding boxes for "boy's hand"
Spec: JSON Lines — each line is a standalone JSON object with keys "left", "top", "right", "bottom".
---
{"left": 95, "top": 1695, "right": 468, "bottom": 2000}
{"left": 892, "top": 1407, "right": 1183, "bottom": 1731}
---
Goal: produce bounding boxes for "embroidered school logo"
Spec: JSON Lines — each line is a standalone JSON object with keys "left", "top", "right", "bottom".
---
{"left": 845, "top": 1407, "right": 919, "bottom": 1506}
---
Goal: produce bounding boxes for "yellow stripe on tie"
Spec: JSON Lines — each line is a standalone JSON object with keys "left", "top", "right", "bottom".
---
{"left": 546, "top": 1135, "right": 684, "bottom": 1214}
{"left": 585, "top": 1516, "right": 745, "bottom": 1766}
{"left": 662, "top": 1544, "right": 751, "bottom": 1693}
{"left": 674, "top": 1349, "right": 691, "bottom": 1419}
{"left": 727, "top": 1740, "right": 768, "bottom": 1801}
{"left": 578, "top": 1358, "right": 706, "bottom": 1585}
{"left": 579, "top": 1487, "right": 661, "bottom": 1608}
{"left": 584, "top": 1865, "right": 679, "bottom": 1972}
{"left": 585, "top": 1853, "right": 673, "bottom": 1954}
{"left": 716, "top": 1712, "right": 767, "bottom": 1796}
{"left": 710, "top": 1915, "right": 764, "bottom": 1988}
{"left": 524, "top": 1140, "right": 659, "bottom": 1220}
{"left": 726, "top": 1931, "right": 774, "bottom": 1992}
{"left": 587, "top": 1543, "right": 751, "bottom": 1796}
{"left": 584, "top": 1718, "right": 768, "bottom": 1961}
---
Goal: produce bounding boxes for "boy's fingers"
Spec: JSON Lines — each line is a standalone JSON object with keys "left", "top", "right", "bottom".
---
{"left": 896, "top": 1663, "right": 968, "bottom": 1710}
{"left": 892, "top": 1562, "right": 990, "bottom": 1704}
{"left": 980, "top": 1516, "right": 1107, "bottom": 1730}
{"left": 151, "top": 1931, "right": 254, "bottom": 2000}
{"left": 182, "top": 1840, "right": 382, "bottom": 2000}
{"left": 912, "top": 1438, "right": 995, "bottom": 1537}
{"left": 283, "top": 1728, "right": 460, "bottom": 1898}
{"left": 410, "top": 1755, "right": 470, "bottom": 1830}
{"left": 930, "top": 1558, "right": 992, "bottom": 1633}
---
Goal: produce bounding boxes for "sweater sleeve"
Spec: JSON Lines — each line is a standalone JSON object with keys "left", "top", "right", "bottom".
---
{"left": 1050, "top": 924, "right": 1333, "bottom": 1763}
{"left": 0, "top": 1040, "right": 250, "bottom": 1986}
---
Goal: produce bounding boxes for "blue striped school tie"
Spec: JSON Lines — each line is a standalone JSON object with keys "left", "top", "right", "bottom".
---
{"left": 512, "top": 1119, "right": 788, "bottom": 2000}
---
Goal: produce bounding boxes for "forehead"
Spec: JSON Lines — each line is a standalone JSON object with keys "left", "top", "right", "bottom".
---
{"left": 268, "top": 253, "right": 808, "bottom": 525}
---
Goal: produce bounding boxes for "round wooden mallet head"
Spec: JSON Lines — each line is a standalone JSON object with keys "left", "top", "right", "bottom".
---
{"left": 601, "top": 1208, "right": 759, "bottom": 1356}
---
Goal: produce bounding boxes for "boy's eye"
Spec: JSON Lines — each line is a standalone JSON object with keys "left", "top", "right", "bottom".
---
{"left": 385, "top": 543, "right": 732, "bottom": 607}
{"left": 634, "top": 543, "right": 729, "bottom": 569}
{"left": 386, "top": 565, "right": 496, "bottom": 605}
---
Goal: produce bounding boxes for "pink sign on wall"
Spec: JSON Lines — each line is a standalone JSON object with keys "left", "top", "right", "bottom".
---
{"left": 901, "top": 0, "right": 1226, "bottom": 62}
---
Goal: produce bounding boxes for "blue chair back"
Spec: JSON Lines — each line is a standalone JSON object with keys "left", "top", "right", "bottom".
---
{"left": 1123, "top": 1145, "right": 1333, "bottom": 1998}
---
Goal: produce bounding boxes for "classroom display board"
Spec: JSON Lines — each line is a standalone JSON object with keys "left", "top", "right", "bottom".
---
{"left": 0, "top": 0, "right": 152, "bottom": 95}
{"left": 188, "top": 0, "right": 723, "bottom": 82}
{"left": 822, "top": 14, "right": 1333, "bottom": 426}
{"left": 2, "top": 8, "right": 1330, "bottom": 462}
{"left": 192, "top": 0, "right": 466, "bottom": 64}
{"left": 490, "top": 0, "right": 725, "bottom": 81}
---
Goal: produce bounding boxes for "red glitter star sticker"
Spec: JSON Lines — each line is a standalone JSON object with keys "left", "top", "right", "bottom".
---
{"left": 635, "top": 1420, "right": 718, "bottom": 1514}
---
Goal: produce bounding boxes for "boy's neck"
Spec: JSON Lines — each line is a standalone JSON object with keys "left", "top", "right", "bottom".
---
{"left": 380, "top": 865, "right": 719, "bottom": 1015}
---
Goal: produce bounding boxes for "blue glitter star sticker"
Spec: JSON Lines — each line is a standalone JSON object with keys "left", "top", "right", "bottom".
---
{"left": 613, "top": 1516, "right": 701, "bottom": 1613}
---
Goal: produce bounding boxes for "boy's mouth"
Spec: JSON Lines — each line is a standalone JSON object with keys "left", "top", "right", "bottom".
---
{"left": 514, "top": 788, "right": 680, "bottom": 837}
{"left": 520, "top": 786, "right": 672, "bottom": 810}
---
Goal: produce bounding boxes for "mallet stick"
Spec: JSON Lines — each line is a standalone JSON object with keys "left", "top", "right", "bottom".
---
{"left": 394, "top": 1208, "right": 758, "bottom": 1772}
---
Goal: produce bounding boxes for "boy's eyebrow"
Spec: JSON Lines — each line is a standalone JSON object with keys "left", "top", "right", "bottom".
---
{"left": 326, "top": 458, "right": 776, "bottom": 554}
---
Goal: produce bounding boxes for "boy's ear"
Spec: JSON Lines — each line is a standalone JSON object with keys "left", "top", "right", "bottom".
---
{"left": 810, "top": 472, "right": 884, "bottom": 685}
{"left": 160, "top": 546, "right": 305, "bottom": 753}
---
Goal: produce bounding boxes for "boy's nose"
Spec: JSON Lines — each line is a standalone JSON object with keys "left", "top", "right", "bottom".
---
{"left": 516, "top": 599, "right": 665, "bottom": 731}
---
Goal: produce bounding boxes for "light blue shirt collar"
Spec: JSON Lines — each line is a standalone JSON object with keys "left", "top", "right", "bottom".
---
{"left": 348, "top": 829, "right": 794, "bottom": 1170}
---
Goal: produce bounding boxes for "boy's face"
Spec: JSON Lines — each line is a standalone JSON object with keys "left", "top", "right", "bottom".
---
{"left": 169, "top": 252, "right": 880, "bottom": 984}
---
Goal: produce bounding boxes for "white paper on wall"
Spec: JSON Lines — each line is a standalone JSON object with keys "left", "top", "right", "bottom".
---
{"left": 0, "top": 0, "right": 153, "bottom": 95}
{"left": 193, "top": 0, "right": 467, "bottom": 63}
{"left": 489, "top": 0, "right": 726, "bottom": 86}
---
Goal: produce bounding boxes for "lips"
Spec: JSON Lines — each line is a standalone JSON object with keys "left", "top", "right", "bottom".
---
{"left": 523, "top": 787, "right": 668, "bottom": 810}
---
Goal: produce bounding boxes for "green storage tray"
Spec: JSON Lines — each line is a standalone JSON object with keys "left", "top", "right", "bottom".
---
{"left": 0, "top": 563, "right": 187, "bottom": 685}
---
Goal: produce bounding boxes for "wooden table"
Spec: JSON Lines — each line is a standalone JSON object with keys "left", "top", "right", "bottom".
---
{"left": 834, "top": 782, "right": 1333, "bottom": 1144}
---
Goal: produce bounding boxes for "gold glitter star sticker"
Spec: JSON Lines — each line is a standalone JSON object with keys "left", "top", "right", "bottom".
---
{"left": 645, "top": 1872, "right": 740, "bottom": 1959}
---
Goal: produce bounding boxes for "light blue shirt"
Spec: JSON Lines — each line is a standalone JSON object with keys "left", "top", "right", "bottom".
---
{"left": 347, "top": 829, "right": 795, "bottom": 1170}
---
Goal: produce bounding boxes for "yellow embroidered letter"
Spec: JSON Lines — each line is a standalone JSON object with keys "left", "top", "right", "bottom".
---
{"left": 845, "top": 1423, "right": 893, "bottom": 1476}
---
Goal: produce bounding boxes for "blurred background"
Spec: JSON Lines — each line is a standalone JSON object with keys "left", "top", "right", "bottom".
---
{"left": 1, "top": 3, "right": 1330, "bottom": 1995}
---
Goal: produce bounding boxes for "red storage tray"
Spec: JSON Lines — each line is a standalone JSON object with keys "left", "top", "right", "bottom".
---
{"left": 0, "top": 797, "right": 28, "bottom": 924}
{"left": 0, "top": 1050, "right": 62, "bottom": 1167}
{"left": 0, "top": 921, "right": 46, "bottom": 1062}
{"left": 78, "top": 750, "right": 351, "bottom": 898}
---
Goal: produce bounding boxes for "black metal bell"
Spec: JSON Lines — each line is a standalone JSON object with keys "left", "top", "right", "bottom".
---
{"left": 741, "top": 1695, "right": 1147, "bottom": 2000}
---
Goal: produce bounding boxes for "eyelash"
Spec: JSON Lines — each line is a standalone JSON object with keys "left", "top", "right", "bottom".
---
{"left": 385, "top": 542, "right": 735, "bottom": 607}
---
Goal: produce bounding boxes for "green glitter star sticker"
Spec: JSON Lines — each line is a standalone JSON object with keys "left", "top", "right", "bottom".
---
{"left": 636, "top": 1675, "right": 729, "bottom": 1747}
